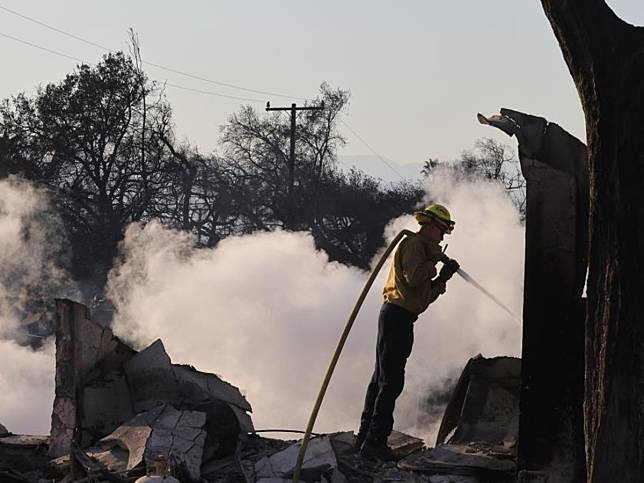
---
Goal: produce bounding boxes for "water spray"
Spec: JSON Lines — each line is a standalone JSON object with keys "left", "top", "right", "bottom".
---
{"left": 454, "top": 267, "right": 521, "bottom": 323}
{"left": 440, "top": 246, "right": 521, "bottom": 324}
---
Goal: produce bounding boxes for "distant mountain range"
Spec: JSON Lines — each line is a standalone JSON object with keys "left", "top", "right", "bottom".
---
{"left": 337, "top": 155, "right": 424, "bottom": 185}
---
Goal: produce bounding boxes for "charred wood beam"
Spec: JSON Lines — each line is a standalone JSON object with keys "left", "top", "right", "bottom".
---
{"left": 479, "top": 109, "right": 588, "bottom": 483}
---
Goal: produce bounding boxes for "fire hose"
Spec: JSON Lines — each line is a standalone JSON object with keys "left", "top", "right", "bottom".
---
{"left": 292, "top": 229, "right": 520, "bottom": 482}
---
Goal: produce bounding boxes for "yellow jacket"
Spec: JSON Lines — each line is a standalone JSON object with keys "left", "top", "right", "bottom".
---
{"left": 383, "top": 233, "right": 446, "bottom": 315}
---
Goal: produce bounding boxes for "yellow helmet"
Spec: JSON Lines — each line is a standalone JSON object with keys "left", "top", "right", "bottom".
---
{"left": 414, "top": 203, "right": 455, "bottom": 233}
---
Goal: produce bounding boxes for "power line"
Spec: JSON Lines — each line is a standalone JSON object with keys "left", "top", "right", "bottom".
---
{"left": 165, "top": 82, "right": 263, "bottom": 103}
{"left": 0, "top": 3, "right": 304, "bottom": 101}
{"left": 144, "top": 60, "right": 304, "bottom": 101}
{"left": 0, "top": 8, "right": 406, "bottom": 180}
{"left": 0, "top": 31, "right": 85, "bottom": 63}
{"left": 340, "top": 119, "right": 407, "bottom": 181}
{"left": 0, "top": 4, "right": 109, "bottom": 50}
{"left": 0, "top": 30, "right": 264, "bottom": 103}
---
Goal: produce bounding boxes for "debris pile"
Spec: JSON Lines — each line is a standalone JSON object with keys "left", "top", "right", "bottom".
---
{"left": 47, "top": 298, "right": 253, "bottom": 482}
{"left": 0, "top": 301, "right": 519, "bottom": 482}
{"left": 0, "top": 434, "right": 50, "bottom": 482}
{"left": 398, "top": 356, "right": 519, "bottom": 482}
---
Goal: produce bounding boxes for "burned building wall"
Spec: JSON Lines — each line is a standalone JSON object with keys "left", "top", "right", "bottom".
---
{"left": 49, "top": 299, "right": 136, "bottom": 457}
{"left": 479, "top": 109, "right": 588, "bottom": 483}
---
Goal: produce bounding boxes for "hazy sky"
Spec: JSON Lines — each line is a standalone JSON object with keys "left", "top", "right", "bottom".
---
{"left": 1, "top": 1, "right": 642, "bottom": 169}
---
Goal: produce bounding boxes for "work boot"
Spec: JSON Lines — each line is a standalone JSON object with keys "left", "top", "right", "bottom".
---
{"left": 359, "top": 438, "right": 396, "bottom": 462}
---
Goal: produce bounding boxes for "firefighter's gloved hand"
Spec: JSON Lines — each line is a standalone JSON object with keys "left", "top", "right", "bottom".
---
{"left": 438, "top": 258, "right": 460, "bottom": 282}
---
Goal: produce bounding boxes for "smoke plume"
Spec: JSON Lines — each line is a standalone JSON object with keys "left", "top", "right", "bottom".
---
{"left": 0, "top": 339, "right": 55, "bottom": 434}
{"left": 0, "top": 177, "right": 75, "bottom": 434}
{"left": 108, "top": 171, "right": 524, "bottom": 443}
{"left": 0, "top": 171, "right": 524, "bottom": 440}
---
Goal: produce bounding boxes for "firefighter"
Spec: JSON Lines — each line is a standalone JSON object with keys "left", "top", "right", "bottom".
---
{"left": 356, "top": 203, "right": 460, "bottom": 461}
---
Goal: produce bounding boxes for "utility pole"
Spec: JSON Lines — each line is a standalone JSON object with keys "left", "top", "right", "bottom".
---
{"left": 266, "top": 100, "right": 325, "bottom": 228}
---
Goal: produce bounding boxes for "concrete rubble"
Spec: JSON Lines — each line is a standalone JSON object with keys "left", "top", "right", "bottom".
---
{"left": 45, "top": 298, "right": 254, "bottom": 482}
{"left": 1, "top": 334, "right": 521, "bottom": 482}
{"left": 0, "top": 303, "right": 522, "bottom": 482}
{"left": 394, "top": 356, "right": 519, "bottom": 483}
{"left": 0, "top": 434, "right": 51, "bottom": 482}
{"left": 87, "top": 403, "right": 207, "bottom": 481}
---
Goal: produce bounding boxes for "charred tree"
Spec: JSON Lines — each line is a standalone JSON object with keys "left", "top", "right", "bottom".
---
{"left": 540, "top": 2, "right": 644, "bottom": 481}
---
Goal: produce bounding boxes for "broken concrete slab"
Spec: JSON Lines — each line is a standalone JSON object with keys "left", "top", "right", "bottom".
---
{"left": 87, "top": 403, "right": 207, "bottom": 482}
{"left": 124, "top": 340, "right": 251, "bottom": 413}
{"left": 220, "top": 434, "right": 293, "bottom": 482}
{"left": 146, "top": 408, "right": 206, "bottom": 481}
{"left": 388, "top": 430, "right": 425, "bottom": 460}
{"left": 123, "top": 339, "right": 181, "bottom": 412}
{"left": 173, "top": 363, "right": 252, "bottom": 411}
{"left": 255, "top": 436, "right": 339, "bottom": 481}
{"left": 124, "top": 339, "right": 254, "bottom": 439}
{"left": 328, "top": 431, "right": 355, "bottom": 458}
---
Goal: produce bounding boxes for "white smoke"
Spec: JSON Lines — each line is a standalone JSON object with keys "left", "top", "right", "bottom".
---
{"left": 0, "top": 177, "right": 74, "bottom": 434}
{"left": 108, "top": 170, "right": 524, "bottom": 444}
{"left": 0, "top": 339, "right": 55, "bottom": 434}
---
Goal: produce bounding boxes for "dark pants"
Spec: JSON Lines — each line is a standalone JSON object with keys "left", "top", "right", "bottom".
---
{"left": 359, "top": 303, "right": 416, "bottom": 444}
